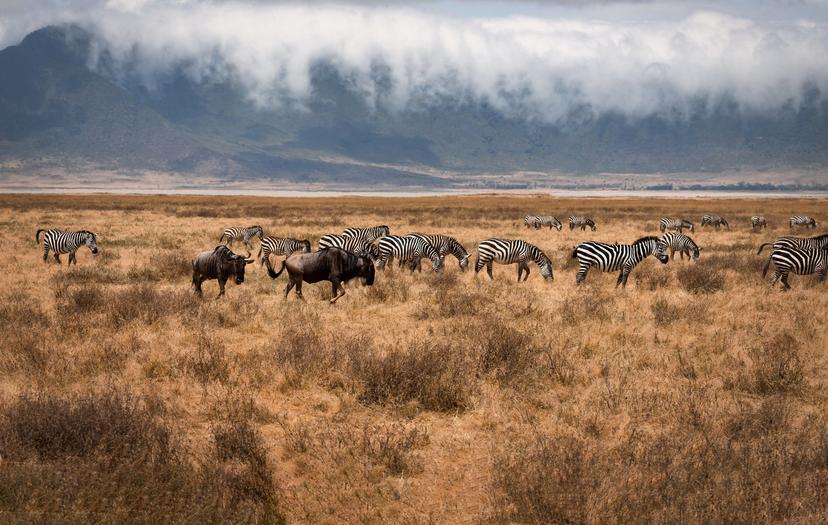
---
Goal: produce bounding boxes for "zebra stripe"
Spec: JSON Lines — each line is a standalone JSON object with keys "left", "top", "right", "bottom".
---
{"left": 408, "top": 233, "right": 470, "bottom": 271}
{"left": 789, "top": 216, "right": 817, "bottom": 229}
{"left": 524, "top": 216, "right": 543, "bottom": 229}
{"left": 661, "top": 232, "right": 702, "bottom": 261}
{"left": 219, "top": 225, "right": 264, "bottom": 254}
{"left": 751, "top": 216, "right": 767, "bottom": 230}
{"left": 569, "top": 216, "right": 597, "bottom": 231}
{"left": 701, "top": 214, "right": 729, "bottom": 229}
{"left": 475, "top": 238, "right": 553, "bottom": 281}
{"left": 659, "top": 218, "right": 694, "bottom": 233}
{"left": 341, "top": 225, "right": 390, "bottom": 243}
{"left": 258, "top": 236, "right": 311, "bottom": 267}
{"left": 318, "top": 234, "right": 381, "bottom": 261}
{"left": 36, "top": 228, "right": 98, "bottom": 265}
{"left": 572, "top": 236, "right": 668, "bottom": 287}
{"left": 377, "top": 235, "right": 443, "bottom": 272}
{"left": 764, "top": 247, "right": 827, "bottom": 290}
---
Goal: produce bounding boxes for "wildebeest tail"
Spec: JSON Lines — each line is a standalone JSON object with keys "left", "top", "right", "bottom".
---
{"left": 757, "top": 242, "right": 773, "bottom": 255}
{"left": 266, "top": 259, "right": 286, "bottom": 279}
{"left": 36, "top": 229, "right": 45, "bottom": 243}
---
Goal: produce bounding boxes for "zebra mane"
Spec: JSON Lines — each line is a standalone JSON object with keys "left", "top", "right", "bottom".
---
{"left": 633, "top": 236, "right": 661, "bottom": 245}
{"left": 249, "top": 225, "right": 263, "bottom": 230}
{"left": 78, "top": 230, "right": 95, "bottom": 237}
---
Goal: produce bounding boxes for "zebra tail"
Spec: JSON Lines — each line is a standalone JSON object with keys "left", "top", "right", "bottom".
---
{"left": 266, "top": 259, "right": 286, "bottom": 280}
{"left": 36, "top": 229, "right": 45, "bottom": 243}
{"left": 756, "top": 242, "right": 773, "bottom": 255}
{"left": 571, "top": 246, "right": 579, "bottom": 259}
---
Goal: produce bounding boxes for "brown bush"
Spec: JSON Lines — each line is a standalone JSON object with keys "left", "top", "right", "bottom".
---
{"left": 677, "top": 263, "right": 726, "bottom": 294}
{"left": 353, "top": 343, "right": 477, "bottom": 412}
{"left": 560, "top": 289, "right": 612, "bottom": 325}
{"left": 185, "top": 330, "right": 231, "bottom": 384}
{"left": 748, "top": 332, "right": 804, "bottom": 395}
{"left": 128, "top": 251, "right": 192, "bottom": 282}
{"left": 0, "top": 295, "right": 51, "bottom": 373}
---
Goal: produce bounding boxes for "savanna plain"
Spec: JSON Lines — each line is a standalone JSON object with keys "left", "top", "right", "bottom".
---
{"left": 1, "top": 193, "right": 827, "bottom": 524}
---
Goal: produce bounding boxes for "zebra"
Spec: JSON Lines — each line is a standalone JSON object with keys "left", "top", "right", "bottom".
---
{"left": 763, "top": 247, "right": 827, "bottom": 290}
{"left": 474, "top": 238, "right": 553, "bottom": 282}
{"left": 341, "top": 225, "right": 390, "bottom": 243}
{"left": 701, "top": 214, "right": 729, "bottom": 230}
{"left": 405, "top": 233, "right": 470, "bottom": 272}
{"left": 789, "top": 216, "right": 817, "bottom": 230}
{"left": 219, "top": 225, "right": 264, "bottom": 254}
{"left": 661, "top": 232, "right": 702, "bottom": 261}
{"left": 751, "top": 216, "right": 768, "bottom": 231}
{"left": 572, "top": 236, "right": 668, "bottom": 287}
{"left": 569, "top": 216, "right": 597, "bottom": 231}
{"left": 540, "top": 216, "right": 563, "bottom": 231}
{"left": 258, "top": 236, "right": 312, "bottom": 267}
{"left": 757, "top": 234, "right": 828, "bottom": 276}
{"left": 660, "top": 218, "right": 694, "bottom": 233}
{"left": 36, "top": 228, "right": 98, "bottom": 265}
{"left": 318, "top": 234, "right": 381, "bottom": 261}
{"left": 377, "top": 235, "right": 443, "bottom": 272}
{"left": 524, "top": 216, "right": 543, "bottom": 229}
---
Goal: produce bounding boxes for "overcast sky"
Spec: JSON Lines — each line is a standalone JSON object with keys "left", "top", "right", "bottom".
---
{"left": 2, "top": 1, "right": 827, "bottom": 120}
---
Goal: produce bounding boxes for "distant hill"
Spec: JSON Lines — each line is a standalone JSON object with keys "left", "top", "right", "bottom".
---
{"left": 1, "top": 25, "right": 827, "bottom": 188}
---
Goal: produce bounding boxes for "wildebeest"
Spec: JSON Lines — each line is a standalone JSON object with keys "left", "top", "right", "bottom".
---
{"left": 266, "top": 247, "right": 375, "bottom": 303}
{"left": 192, "top": 245, "right": 254, "bottom": 298}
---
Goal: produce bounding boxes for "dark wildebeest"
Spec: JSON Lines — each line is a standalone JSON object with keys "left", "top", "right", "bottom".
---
{"left": 266, "top": 247, "right": 375, "bottom": 303}
{"left": 192, "top": 245, "right": 254, "bottom": 298}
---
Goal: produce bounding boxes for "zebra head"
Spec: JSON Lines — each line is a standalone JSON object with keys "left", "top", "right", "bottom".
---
{"left": 250, "top": 226, "right": 264, "bottom": 239}
{"left": 458, "top": 253, "right": 470, "bottom": 271}
{"left": 299, "top": 239, "right": 312, "bottom": 253}
{"left": 539, "top": 256, "right": 554, "bottom": 281}
{"left": 82, "top": 231, "right": 99, "bottom": 254}
{"left": 431, "top": 255, "right": 444, "bottom": 273}
{"left": 653, "top": 239, "right": 669, "bottom": 263}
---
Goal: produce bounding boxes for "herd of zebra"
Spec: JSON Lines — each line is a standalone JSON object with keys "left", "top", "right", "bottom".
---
{"left": 34, "top": 212, "right": 825, "bottom": 293}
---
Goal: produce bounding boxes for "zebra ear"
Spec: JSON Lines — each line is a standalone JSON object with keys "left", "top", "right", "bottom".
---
{"left": 698, "top": 247, "right": 704, "bottom": 251}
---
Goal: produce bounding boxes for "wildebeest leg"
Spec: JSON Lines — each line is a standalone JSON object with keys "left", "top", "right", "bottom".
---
{"left": 217, "top": 277, "right": 227, "bottom": 298}
{"left": 330, "top": 279, "right": 345, "bottom": 304}
{"left": 283, "top": 280, "right": 295, "bottom": 298}
{"left": 193, "top": 272, "right": 204, "bottom": 296}
{"left": 294, "top": 278, "right": 304, "bottom": 299}
{"left": 486, "top": 261, "right": 494, "bottom": 280}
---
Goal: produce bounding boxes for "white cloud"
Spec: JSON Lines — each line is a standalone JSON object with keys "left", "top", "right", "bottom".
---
{"left": 2, "top": 1, "right": 827, "bottom": 121}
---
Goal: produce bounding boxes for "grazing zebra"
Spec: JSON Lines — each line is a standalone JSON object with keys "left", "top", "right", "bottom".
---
{"left": 701, "top": 214, "right": 730, "bottom": 230}
{"left": 377, "top": 235, "right": 443, "bottom": 272}
{"left": 36, "top": 228, "right": 98, "bottom": 265}
{"left": 474, "top": 238, "right": 553, "bottom": 282}
{"left": 659, "top": 218, "right": 694, "bottom": 233}
{"left": 258, "top": 236, "right": 312, "bottom": 267}
{"left": 524, "top": 216, "right": 543, "bottom": 228}
{"left": 219, "top": 225, "right": 264, "bottom": 254}
{"left": 757, "top": 234, "right": 828, "bottom": 276}
{"left": 751, "top": 216, "right": 768, "bottom": 231}
{"left": 763, "top": 247, "right": 827, "bottom": 290}
{"left": 318, "top": 234, "right": 381, "bottom": 261}
{"left": 341, "top": 225, "right": 390, "bottom": 243}
{"left": 569, "top": 216, "right": 597, "bottom": 231}
{"left": 524, "top": 216, "right": 561, "bottom": 230}
{"left": 661, "top": 232, "right": 702, "bottom": 261}
{"left": 407, "top": 233, "right": 470, "bottom": 271}
{"left": 572, "top": 236, "right": 668, "bottom": 287}
{"left": 789, "top": 216, "right": 817, "bottom": 230}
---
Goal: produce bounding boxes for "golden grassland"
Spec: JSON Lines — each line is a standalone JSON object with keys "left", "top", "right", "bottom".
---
{"left": 0, "top": 193, "right": 827, "bottom": 524}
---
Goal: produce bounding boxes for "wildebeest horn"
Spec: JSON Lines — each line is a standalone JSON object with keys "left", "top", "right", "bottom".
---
{"left": 244, "top": 258, "right": 254, "bottom": 264}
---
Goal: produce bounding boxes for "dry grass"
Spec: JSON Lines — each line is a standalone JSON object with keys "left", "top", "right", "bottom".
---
{"left": 0, "top": 192, "right": 826, "bottom": 523}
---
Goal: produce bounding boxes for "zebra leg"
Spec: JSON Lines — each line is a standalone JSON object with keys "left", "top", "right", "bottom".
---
{"left": 53, "top": 252, "right": 61, "bottom": 264}
{"left": 516, "top": 263, "right": 523, "bottom": 282}
{"left": 522, "top": 263, "right": 530, "bottom": 282}
{"left": 617, "top": 265, "right": 632, "bottom": 287}
{"left": 486, "top": 261, "right": 494, "bottom": 280}
{"left": 781, "top": 273, "right": 792, "bottom": 291}
{"left": 575, "top": 264, "right": 589, "bottom": 285}
{"left": 69, "top": 251, "right": 77, "bottom": 265}
{"left": 770, "top": 271, "right": 781, "bottom": 288}
{"left": 42, "top": 245, "right": 49, "bottom": 262}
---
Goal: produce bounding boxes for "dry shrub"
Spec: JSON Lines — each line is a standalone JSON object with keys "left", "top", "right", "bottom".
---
{"left": 353, "top": 343, "right": 477, "bottom": 412}
{"left": 634, "top": 265, "right": 672, "bottom": 290}
{"left": 560, "top": 289, "right": 612, "bottom": 326}
{"left": 365, "top": 275, "right": 410, "bottom": 303}
{"left": 651, "top": 298, "right": 680, "bottom": 326}
{"left": 185, "top": 330, "right": 231, "bottom": 384}
{"left": 462, "top": 318, "right": 542, "bottom": 385}
{"left": 490, "top": 433, "right": 593, "bottom": 524}
{"left": 747, "top": 332, "right": 804, "bottom": 395}
{"left": 0, "top": 390, "right": 286, "bottom": 524}
{"left": 51, "top": 265, "right": 124, "bottom": 286}
{"left": 677, "top": 263, "right": 726, "bottom": 294}
{"left": 0, "top": 294, "right": 51, "bottom": 373}
{"left": 57, "top": 283, "right": 197, "bottom": 327}
{"left": 128, "top": 251, "right": 191, "bottom": 282}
